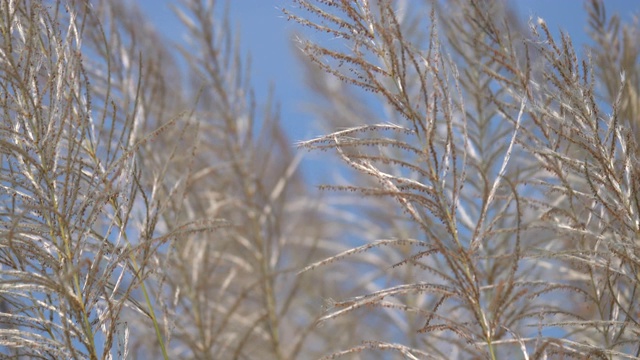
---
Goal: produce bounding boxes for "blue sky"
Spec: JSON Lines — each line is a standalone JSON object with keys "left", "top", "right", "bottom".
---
{"left": 139, "top": 1, "right": 638, "bottom": 141}
{"left": 137, "top": 0, "right": 640, "bottom": 189}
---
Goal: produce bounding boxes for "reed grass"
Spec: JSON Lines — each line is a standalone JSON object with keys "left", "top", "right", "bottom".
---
{"left": 0, "top": 0, "right": 638, "bottom": 359}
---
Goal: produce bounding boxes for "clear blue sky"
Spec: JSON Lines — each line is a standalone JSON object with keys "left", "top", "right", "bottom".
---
{"left": 139, "top": 0, "right": 639, "bottom": 146}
